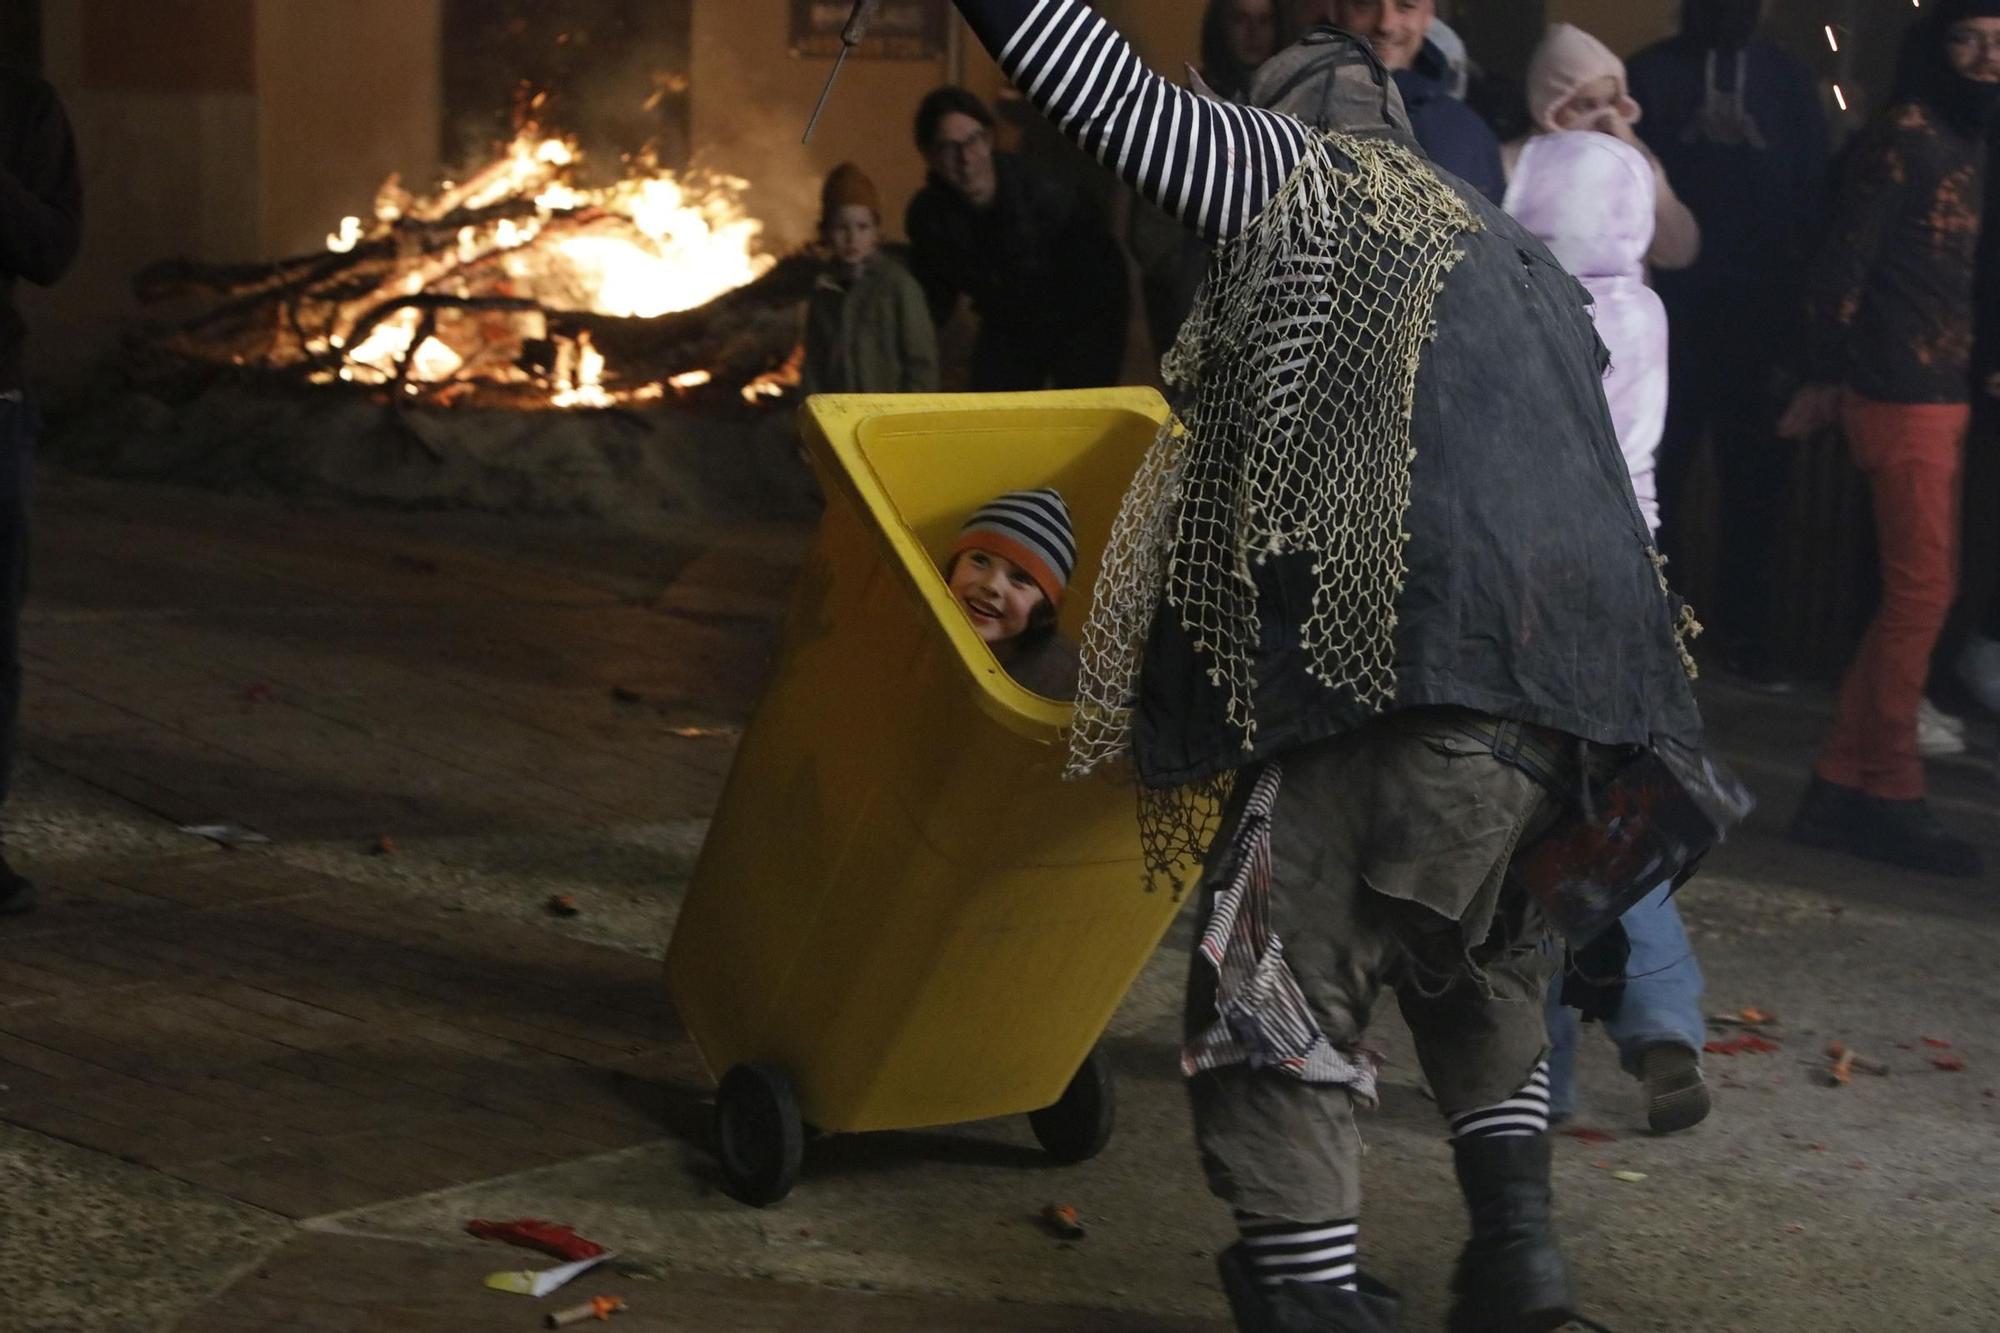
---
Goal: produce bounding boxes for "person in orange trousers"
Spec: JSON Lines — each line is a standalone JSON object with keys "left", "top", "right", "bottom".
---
{"left": 1781, "top": 0, "right": 2000, "bottom": 878}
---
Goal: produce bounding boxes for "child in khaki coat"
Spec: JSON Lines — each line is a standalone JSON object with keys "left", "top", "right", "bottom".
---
{"left": 802, "top": 164, "right": 940, "bottom": 396}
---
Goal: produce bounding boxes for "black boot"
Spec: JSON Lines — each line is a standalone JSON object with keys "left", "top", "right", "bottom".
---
{"left": 1788, "top": 775, "right": 1864, "bottom": 850}
{"left": 1848, "top": 796, "right": 1983, "bottom": 878}
{"left": 1448, "top": 1135, "right": 1573, "bottom": 1333}
{"left": 0, "top": 854, "right": 33, "bottom": 917}
{"left": 1217, "top": 1244, "right": 1400, "bottom": 1332}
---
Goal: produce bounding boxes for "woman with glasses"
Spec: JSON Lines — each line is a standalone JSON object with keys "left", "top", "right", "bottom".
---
{"left": 902, "top": 87, "right": 1129, "bottom": 392}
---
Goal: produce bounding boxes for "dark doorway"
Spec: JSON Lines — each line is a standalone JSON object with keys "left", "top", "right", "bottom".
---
{"left": 1, "top": 0, "right": 42, "bottom": 76}
{"left": 442, "top": 0, "right": 692, "bottom": 179}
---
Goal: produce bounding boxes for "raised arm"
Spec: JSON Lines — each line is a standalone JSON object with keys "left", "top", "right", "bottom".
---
{"left": 950, "top": 0, "right": 1315, "bottom": 241}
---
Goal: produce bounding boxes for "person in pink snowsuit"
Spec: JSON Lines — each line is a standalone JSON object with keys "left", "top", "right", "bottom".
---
{"left": 1505, "top": 130, "right": 1671, "bottom": 532}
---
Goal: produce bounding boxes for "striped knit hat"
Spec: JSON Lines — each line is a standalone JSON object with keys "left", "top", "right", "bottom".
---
{"left": 951, "top": 489, "right": 1077, "bottom": 607}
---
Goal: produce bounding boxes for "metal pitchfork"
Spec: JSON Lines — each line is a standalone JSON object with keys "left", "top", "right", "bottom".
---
{"left": 803, "top": 0, "right": 886, "bottom": 143}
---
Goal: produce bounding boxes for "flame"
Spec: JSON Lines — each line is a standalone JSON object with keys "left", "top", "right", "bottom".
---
{"left": 551, "top": 330, "right": 611, "bottom": 409}
{"left": 739, "top": 342, "right": 804, "bottom": 405}
{"left": 336, "top": 309, "right": 464, "bottom": 386}
{"left": 311, "top": 127, "right": 775, "bottom": 406}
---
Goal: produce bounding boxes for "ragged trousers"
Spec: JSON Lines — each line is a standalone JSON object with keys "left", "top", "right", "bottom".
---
{"left": 1183, "top": 710, "right": 1566, "bottom": 1222}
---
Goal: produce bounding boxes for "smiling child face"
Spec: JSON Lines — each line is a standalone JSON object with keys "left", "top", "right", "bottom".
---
{"left": 948, "top": 548, "right": 1046, "bottom": 650}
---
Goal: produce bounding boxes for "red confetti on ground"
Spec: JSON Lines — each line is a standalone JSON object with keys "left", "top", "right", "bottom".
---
{"left": 1922, "top": 1037, "right": 1954, "bottom": 1049}
{"left": 1807, "top": 1143, "right": 1828, "bottom": 1152}
{"left": 1932, "top": 1055, "right": 1967, "bottom": 1072}
{"left": 241, "top": 683, "right": 275, "bottom": 704}
{"left": 1560, "top": 1126, "right": 1617, "bottom": 1144}
{"left": 1590, "top": 1159, "right": 1610, "bottom": 1170}
{"left": 1704, "top": 1034, "right": 1781, "bottom": 1056}
{"left": 1040, "top": 1203, "right": 1087, "bottom": 1239}
{"left": 465, "top": 1218, "right": 606, "bottom": 1261}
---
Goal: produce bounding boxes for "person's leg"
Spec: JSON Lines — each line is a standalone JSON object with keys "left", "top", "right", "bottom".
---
{"left": 1601, "top": 885, "right": 1705, "bottom": 1060}
{"left": 0, "top": 398, "right": 31, "bottom": 916}
{"left": 1183, "top": 741, "right": 1401, "bottom": 1330}
{"left": 1543, "top": 993, "right": 1581, "bottom": 1124}
{"left": 1841, "top": 401, "right": 1966, "bottom": 801}
{"left": 1397, "top": 887, "right": 1571, "bottom": 1333}
{"left": 1806, "top": 396, "right": 1978, "bottom": 874}
{"left": 1598, "top": 884, "right": 1709, "bottom": 1133}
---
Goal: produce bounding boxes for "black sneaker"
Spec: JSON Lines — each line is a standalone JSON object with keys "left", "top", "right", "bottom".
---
{"left": 1640, "top": 1043, "right": 1711, "bottom": 1135}
{"left": 1848, "top": 797, "right": 1984, "bottom": 879}
{"left": 1789, "top": 775, "right": 1865, "bottom": 850}
{"left": 0, "top": 860, "right": 34, "bottom": 916}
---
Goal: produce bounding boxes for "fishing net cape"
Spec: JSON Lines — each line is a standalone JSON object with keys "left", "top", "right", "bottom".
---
{"left": 1064, "top": 131, "right": 1482, "bottom": 885}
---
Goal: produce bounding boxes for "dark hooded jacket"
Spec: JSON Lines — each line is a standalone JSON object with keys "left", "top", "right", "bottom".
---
{"left": 1798, "top": 12, "right": 1991, "bottom": 403}
{"left": 1393, "top": 40, "right": 1506, "bottom": 204}
{"left": 1132, "top": 38, "right": 1704, "bottom": 785}
{"left": 1625, "top": 8, "right": 1830, "bottom": 319}
{"left": 905, "top": 153, "right": 1129, "bottom": 391}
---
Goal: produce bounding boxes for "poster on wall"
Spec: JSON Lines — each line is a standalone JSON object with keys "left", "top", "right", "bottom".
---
{"left": 791, "top": 0, "right": 947, "bottom": 59}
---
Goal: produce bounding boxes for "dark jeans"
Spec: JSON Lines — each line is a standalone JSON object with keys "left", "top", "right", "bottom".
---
{"left": 0, "top": 397, "right": 31, "bottom": 809}
{"left": 1654, "top": 299, "right": 1796, "bottom": 665}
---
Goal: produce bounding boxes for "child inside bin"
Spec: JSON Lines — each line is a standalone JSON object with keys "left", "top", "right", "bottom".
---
{"left": 943, "top": 489, "right": 1080, "bottom": 700}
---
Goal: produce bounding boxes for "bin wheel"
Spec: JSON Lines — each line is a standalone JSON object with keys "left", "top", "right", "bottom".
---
{"left": 1029, "top": 1045, "right": 1116, "bottom": 1164}
{"left": 714, "top": 1062, "right": 804, "bottom": 1206}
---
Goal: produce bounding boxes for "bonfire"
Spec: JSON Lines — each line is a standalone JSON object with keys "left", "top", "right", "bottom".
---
{"left": 133, "top": 124, "right": 812, "bottom": 411}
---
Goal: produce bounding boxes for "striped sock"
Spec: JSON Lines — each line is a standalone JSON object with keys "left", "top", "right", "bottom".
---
{"left": 1234, "top": 1213, "right": 1359, "bottom": 1291}
{"left": 1448, "top": 1060, "right": 1553, "bottom": 1139}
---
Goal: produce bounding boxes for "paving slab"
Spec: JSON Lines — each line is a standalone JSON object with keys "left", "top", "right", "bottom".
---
{"left": 171, "top": 1230, "right": 1228, "bottom": 1332}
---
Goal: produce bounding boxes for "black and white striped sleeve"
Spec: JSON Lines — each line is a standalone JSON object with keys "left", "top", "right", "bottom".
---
{"left": 952, "top": 0, "right": 1315, "bottom": 242}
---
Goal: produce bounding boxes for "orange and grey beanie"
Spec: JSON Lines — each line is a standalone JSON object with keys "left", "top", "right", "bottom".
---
{"left": 950, "top": 489, "right": 1076, "bottom": 608}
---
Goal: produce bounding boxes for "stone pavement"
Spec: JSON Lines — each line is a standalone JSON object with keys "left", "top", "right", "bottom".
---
{"left": 0, "top": 854, "right": 695, "bottom": 1220}
{"left": 3, "top": 470, "right": 1999, "bottom": 1333}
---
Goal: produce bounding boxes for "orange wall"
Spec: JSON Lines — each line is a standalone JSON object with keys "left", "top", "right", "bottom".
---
{"left": 253, "top": 0, "right": 442, "bottom": 257}
{"left": 690, "top": 1, "right": 1006, "bottom": 249}
{"left": 25, "top": 4, "right": 263, "bottom": 382}
{"left": 80, "top": 0, "right": 256, "bottom": 93}
{"left": 23, "top": 1, "right": 444, "bottom": 384}
{"left": 1545, "top": 0, "right": 1679, "bottom": 55}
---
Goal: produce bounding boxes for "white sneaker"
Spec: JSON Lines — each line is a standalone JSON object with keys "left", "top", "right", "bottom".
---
{"left": 1917, "top": 697, "right": 1968, "bottom": 757}
{"left": 1960, "top": 636, "right": 2000, "bottom": 715}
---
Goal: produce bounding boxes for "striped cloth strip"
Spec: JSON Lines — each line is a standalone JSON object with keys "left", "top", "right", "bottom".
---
{"left": 1181, "top": 761, "right": 1380, "bottom": 1101}
{"left": 1448, "top": 1061, "right": 1553, "bottom": 1139}
{"left": 954, "top": 0, "right": 1316, "bottom": 242}
{"left": 1237, "top": 1215, "right": 1360, "bottom": 1288}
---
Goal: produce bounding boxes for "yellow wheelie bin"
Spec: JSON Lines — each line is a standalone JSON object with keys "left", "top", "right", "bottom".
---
{"left": 664, "top": 388, "right": 1189, "bottom": 1205}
